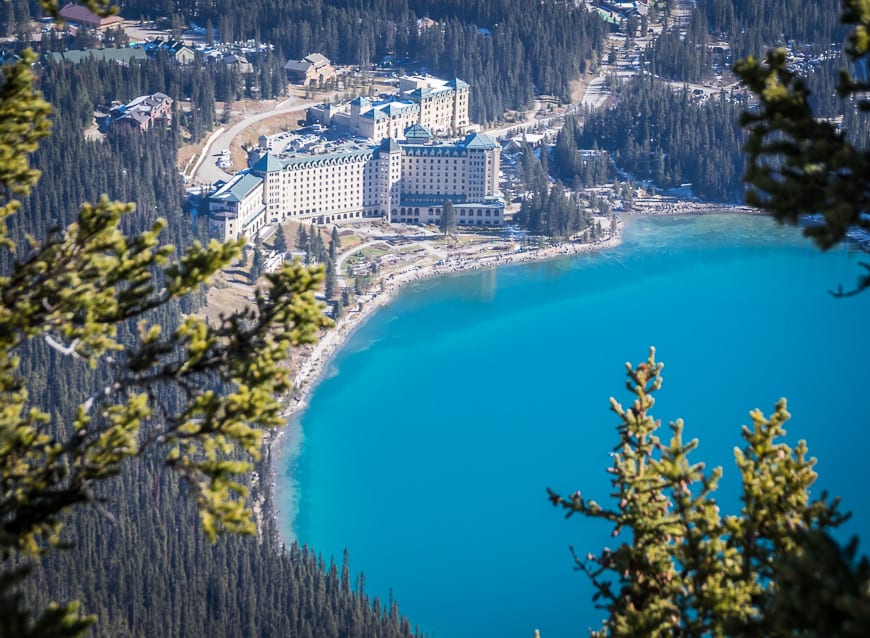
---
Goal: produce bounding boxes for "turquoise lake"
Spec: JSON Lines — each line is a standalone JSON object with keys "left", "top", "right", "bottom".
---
{"left": 277, "top": 214, "right": 870, "bottom": 637}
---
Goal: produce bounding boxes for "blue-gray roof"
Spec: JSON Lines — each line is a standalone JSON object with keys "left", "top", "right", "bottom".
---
{"left": 398, "top": 194, "right": 504, "bottom": 208}
{"left": 462, "top": 132, "right": 497, "bottom": 149}
{"left": 401, "top": 144, "right": 465, "bottom": 157}
{"left": 408, "top": 83, "right": 454, "bottom": 99}
{"left": 403, "top": 123, "right": 431, "bottom": 141}
{"left": 211, "top": 173, "right": 262, "bottom": 203}
{"left": 397, "top": 133, "right": 498, "bottom": 156}
{"left": 284, "top": 59, "right": 313, "bottom": 72}
{"left": 377, "top": 137, "right": 402, "bottom": 154}
{"left": 251, "top": 152, "right": 283, "bottom": 173}
{"left": 278, "top": 148, "right": 374, "bottom": 170}
{"left": 362, "top": 100, "right": 418, "bottom": 121}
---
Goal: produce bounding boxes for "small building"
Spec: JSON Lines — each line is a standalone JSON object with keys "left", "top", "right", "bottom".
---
{"left": 417, "top": 17, "right": 438, "bottom": 31}
{"left": 110, "top": 93, "right": 173, "bottom": 131}
{"left": 58, "top": 3, "right": 124, "bottom": 31}
{"left": 144, "top": 38, "right": 197, "bottom": 64}
{"left": 284, "top": 53, "right": 335, "bottom": 86}
{"left": 223, "top": 53, "right": 254, "bottom": 75}
{"left": 166, "top": 41, "right": 196, "bottom": 64}
{"left": 306, "top": 102, "right": 345, "bottom": 127}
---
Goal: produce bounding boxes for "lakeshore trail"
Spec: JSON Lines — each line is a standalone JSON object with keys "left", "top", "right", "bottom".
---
{"left": 278, "top": 213, "right": 870, "bottom": 638}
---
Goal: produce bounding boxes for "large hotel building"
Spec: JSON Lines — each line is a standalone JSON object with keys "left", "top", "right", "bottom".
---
{"left": 208, "top": 77, "right": 504, "bottom": 242}
{"left": 307, "top": 75, "right": 471, "bottom": 140}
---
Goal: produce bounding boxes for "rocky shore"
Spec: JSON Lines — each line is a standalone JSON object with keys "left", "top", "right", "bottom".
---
{"left": 631, "top": 197, "right": 759, "bottom": 216}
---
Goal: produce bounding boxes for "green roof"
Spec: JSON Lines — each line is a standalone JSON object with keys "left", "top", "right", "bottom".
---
{"left": 378, "top": 137, "right": 402, "bottom": 154}
{"left": 211, "top": 173, "right": 263, "bottom": 203}
{"left": 251, "top": 152, "right": 283, "bottom": 173}
{"left": 462, "top": 132, "right": 497, "bottom": 149}
{"left": 403, "top": 123, "right": 432, "bottom": 141}
{"left": 47, "top": 48, "right": 148, "bottom": 65}
{"left": 595, "top": 8, "right": 622, "bottom": 24}
{"left": 281, "top": 148, "right": 373, "bottom": 170}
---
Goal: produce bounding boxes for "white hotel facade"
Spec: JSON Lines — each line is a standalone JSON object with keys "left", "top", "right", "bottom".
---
{"left": 308, "top": 75, "right": 471, "bottom": 140}
{"left": 208, "top": 126, "right": 504, "bottom": 242}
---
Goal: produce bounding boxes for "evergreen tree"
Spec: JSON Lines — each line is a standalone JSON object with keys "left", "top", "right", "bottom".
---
{"left": 273, "top": 225, "right": 288, "bottom": 255}
{"left": 330, "top": 226, "right": 341, "bottom": 253}
{"left": 295, "top": 225, "right": 309, "bottom": 262}
{"left": 734, "top": 0, "right": 870, "bottom": 294}
{"left": 309, "top": 224, "right": 325, "bottom": 263}
{"left": 440, "top": 200, "right": 457, "bottom": 236}
{"left": 549, "top": 349, "right": 870, "bottom": 637}
{"left": 0, "top": 4, "right": 339, "bottom": 634}
{"left": 325, "top": 256, "right": 337, "bottom": 301}
{"left": 250, "top": 240, "right": 264, "bottom": 281}
{"left": 328, "top": 226, "right": 338, "bottom": 262}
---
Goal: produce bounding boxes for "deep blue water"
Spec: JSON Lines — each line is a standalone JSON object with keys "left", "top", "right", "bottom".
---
{"left": 277, "top": 214, "right": 870, "bottom": 638}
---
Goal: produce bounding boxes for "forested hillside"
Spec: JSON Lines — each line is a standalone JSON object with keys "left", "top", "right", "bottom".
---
{"left": 644, "top": 0, "right": 847, "bottom": 84}
{"left": 574, "top": 75, "right": 745, "bottom": 202}
{"left": 34, "top": 51, "right": 286, "bottom": 142}
{"left": 26, "top": 451, "right": 417, "bottom": 637}
{"left": 9, "top": 55, "right": 419, "bottom": 638}
{"left": 22, "top": 61, "right": 194, "bottom": 248}
{"left": 697, "top": 0, "right": 845, "bottom": 57}
{"left": 7, "top": 1, "right": 867, "bottom": 630}
{"left": 160, "top": 0, "right": 609, "bottom": 121}
{"left": 644, "top": 7, "right": 712, "bottom": 83}
{"left": 2, "top": 0, "right": 609, "bottom": 123}
{"left": 577, "top": 0, "right": 866, "bottom": 203}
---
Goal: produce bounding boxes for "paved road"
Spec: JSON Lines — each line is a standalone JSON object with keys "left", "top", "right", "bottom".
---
{"left": 581, "top": 75, "right": 610, "bottom": 109}
{"left": 191, "top": 96, "right": 321, "bottom": 186}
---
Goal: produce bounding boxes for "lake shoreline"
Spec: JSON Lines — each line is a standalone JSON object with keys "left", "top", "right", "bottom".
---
{"left": 264, "top": 204, "right": 759, "bottom": 537}
{"left": 263, "top": 226, "right": 623, "bottom": 538}
{"left": 287, "top": 233, "right": 622, "bottom": 419}
{"left": 283, "top": 203, "right": 758, "bottom": 424}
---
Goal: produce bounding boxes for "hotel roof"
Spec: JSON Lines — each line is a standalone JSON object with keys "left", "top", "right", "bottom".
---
{"left": 272, "top": 147, "right": 375, "bottom": 171}
{"left": 403, "top": 123, "right": 432, "bottom": 141}
{"left": 362, "top": 100, "right": 418, "bottom": 121}
{"left": 444, "top": 78, "right": 469, "bottom": 89}
{"left": 251, "top": 152, "right": 283, "bottom": 173}
{"left": 399, "top": 194, "right": 504, "bottom": 208}
{"left": 462, "top": 132, "right": 498, "bottom": 149}
{"left": 210, "top": 172, "right": 262, "bottom": 203}
{"left": 400, "top": 132, "right": 498, "bottom": 155}
{"left": 378, "top": 138, "right": 402, "bottom": 154}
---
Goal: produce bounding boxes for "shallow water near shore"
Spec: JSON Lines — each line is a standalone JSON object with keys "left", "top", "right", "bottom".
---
{"left": 277, "top": 214, "right": 870, "bottom": 638}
